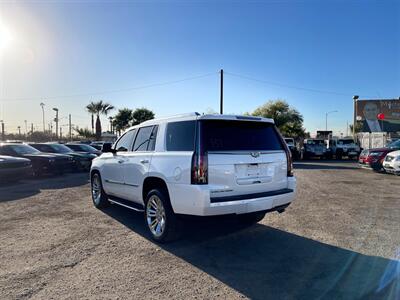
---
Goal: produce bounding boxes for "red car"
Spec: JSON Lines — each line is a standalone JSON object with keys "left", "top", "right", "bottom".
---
{"left": 359, "top": 140, "right": 400, "bottom": 171}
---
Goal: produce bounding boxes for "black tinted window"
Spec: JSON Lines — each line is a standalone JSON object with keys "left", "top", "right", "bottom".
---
{"left": 115, "top": 129, "right": 136, "bottom": 152}
{"left": 133, "top": 126, "right": 154, "bottom": 151}
{"left": 166, "top": 121, "right": 196, "bottom": 151}
{"left": 200, "top": 120, "right": 283, "bottom": 151}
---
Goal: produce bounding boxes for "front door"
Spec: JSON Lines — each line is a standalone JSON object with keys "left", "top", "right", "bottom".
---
{"left": 102, "top": 129, "right": 136, "bottom": 197}
{"left": 122, "top": 125, "right": 158, "bottom": 204}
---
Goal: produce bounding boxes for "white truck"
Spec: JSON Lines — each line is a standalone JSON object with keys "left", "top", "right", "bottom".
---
{"left": 326, "top": 137, "right": 361, "bottom": 160}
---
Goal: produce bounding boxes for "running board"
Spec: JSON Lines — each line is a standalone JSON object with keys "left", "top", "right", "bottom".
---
{"left": 108, "top": 196, "right": 145, "bottom": 212}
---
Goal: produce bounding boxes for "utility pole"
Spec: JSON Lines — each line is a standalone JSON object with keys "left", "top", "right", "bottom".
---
{"left": 220, "top": 69, "right": 224, "bottom": 114}
{"left": 24, "top": 120, "right": 27, "bottom": 136}
{"left": 60, "top": 127, "right": 62, "bottom": 139}
{"left": 40, "top": 102, "right": 45, "bottom": 132}
{"left": 53, "top": 108, "right": 59, "bottom": 139}
{"left": 17, "top": 126, "right": 21, "bottom": 136}
{"left": 31, "top": 123, "right": 34, "bottom": 134}
{"left": 69, "top": 114, "right": 72, "bottom": 141}
{"left": 1, "top": 121, "right": 4, "bottom": 141}
{"left": 353, "top": 95, "right": 359, "bottom": 138}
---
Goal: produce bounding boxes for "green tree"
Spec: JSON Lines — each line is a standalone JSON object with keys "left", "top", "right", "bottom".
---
{"left": 349, "top": 122, "right": 363, "bottom": 134}
{"left": 112, "top": 108, "right": 134, "bottom": 134}
{"left": 86, "top": 100, "right": 114, "bottom": 140}
{"left": 132, "top": 108, "right": 155, "bottom": 125}
{"left": 251, "top": 99, "right": 306, "bottom": 138}
{"left": 75, "top": 127, "right": 95, "bottom": 139}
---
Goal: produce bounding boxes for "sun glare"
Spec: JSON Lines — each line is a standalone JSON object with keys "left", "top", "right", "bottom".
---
{"left": 0, "top": 24, "right": 14, "bottom": 51}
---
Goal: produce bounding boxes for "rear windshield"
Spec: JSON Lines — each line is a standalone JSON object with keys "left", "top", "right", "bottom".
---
{"left": 200, "top": 120, "right": 283, "bottom": 151}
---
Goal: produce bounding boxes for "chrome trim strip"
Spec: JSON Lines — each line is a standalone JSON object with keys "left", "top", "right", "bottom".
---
{"left": 109, "top": 199, "right": 144, "bottom": 212}
{"left": 207, "top": 150, "right": 285, "bottom": 155}
{"left": 105, "top": 179, "right": 124, "bottom": 185}
{"left": 105, "top": 179, "right": 139, "bottom": 187}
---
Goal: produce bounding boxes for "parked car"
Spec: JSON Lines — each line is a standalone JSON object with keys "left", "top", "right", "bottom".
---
{"left": 326, "top": 137, "right": 361, "bottom": 160}
{"left": 358, "top": 139, "right": 400, "bottom": 171}
{"left": 301, "top": 138, "right": 327, "bottom": 159}
{"left": 284, "top": 137, "right": 299, "bottom": 160}
{"left": 0, "top": 143, "right": 74, "bottom": 176}
{"left": 90, "top": 141, "right": 113, "bottom": 151}
{"left": 90, "top": 113, "right": 296, "bottom": 242}
{"left": 30, "top": 143, "right": 96, "bottom": 171}
{"left": 0, "top": 155, "right": 32, "bottom": 183}
{"left": 65, "top": 143, "right": 102, "bottom": 156}
{"left": 382, "top": 150, "right": 400, "bottom": 175}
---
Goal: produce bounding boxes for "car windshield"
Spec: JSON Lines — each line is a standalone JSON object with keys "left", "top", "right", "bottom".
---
{"left": 306, "top": 140, "right": 324, "bottom": 145}
{"left": 337, "top": 140, "right": 355, "bottom": 145}
{"left": 48, "top": 144, "right": 73, "bottom": 153}
{"left": 68, "top": 144, "right": 97, "bottom": 152}
{"left": 387, "top": 139, "right": 400, "bottom": 148}
{"left": 10, "top": 144, "right": 40, "bottom": 155}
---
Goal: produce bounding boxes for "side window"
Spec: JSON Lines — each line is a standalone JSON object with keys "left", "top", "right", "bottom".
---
{"left": 166, "top": 121, "right": 196, "bottom": 151}
{"left": 133, "top": 126, "right": 155, "bottom": 152}
{"left": 114, "top": 129, "right": 136, "bottom": 152}
{"left": 0, "top": 146, "right": 15, "bottom": 156}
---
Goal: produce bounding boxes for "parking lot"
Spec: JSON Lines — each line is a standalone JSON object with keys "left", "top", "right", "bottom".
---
{"left": 0, "top": 160, "right": 398, "bottom": 299}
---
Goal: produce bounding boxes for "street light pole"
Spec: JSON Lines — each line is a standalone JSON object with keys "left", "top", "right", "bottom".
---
{"left": 53, "top": 108, "right": 59, "bottom": 139}
{"left": 40, "top": 102, "right": 45, "bottom": 132}
{"left": 325, "top": 110, "right": 338, "bottom": 132}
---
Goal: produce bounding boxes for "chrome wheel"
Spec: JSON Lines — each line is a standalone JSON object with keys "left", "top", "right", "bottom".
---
{"left": 146, "top": 195, "right": 166, "bottom": 238}
{"left": 91, "top": 174, "right": 101, "bottom": 205}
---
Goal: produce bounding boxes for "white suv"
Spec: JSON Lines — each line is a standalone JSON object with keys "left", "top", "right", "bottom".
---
{"left": 90, "top": 113, "right": 296, "bottom": 242}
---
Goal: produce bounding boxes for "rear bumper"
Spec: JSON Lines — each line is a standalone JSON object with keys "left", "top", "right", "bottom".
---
{"left": 358, "top": 161, "right": 382, "bottom": 171}
{"left": 169, "top": 177, "right": 296, "bottom": 216}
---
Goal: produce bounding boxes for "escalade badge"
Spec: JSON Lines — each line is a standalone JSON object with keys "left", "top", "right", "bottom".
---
{"left": 251, "top": 152, "right": 260, "bottom": 158}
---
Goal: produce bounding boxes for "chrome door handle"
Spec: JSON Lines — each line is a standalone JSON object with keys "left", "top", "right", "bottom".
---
{"left": 118, "top": 160, "right": 124, "bottom": 164}
{"left": 140, "top": 159, "right": 149, "bottom": 164}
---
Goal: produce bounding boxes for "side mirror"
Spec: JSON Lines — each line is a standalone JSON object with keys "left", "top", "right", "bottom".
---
{"left": 102, "top": 143, "right": 115, "bottom": 153}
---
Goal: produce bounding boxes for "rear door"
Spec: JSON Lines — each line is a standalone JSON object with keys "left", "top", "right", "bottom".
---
{"left": 121, "top": 125, "right": 158, "bottom": 203}
{"left": 200, "top": 119, "right": 288, "bottom": 199}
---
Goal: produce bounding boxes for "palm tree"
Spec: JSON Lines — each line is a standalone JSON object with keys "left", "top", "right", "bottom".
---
{"left": 86, "top": 100, "right": 114, "bottom": 140}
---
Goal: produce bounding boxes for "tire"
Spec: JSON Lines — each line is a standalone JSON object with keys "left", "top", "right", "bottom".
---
{"left": 238, "top": 211, "right": 266, "bottom": 225}
{"left": 144, "top": 189, "right": 182, "bottom": 243}
{"left": 91, "top": 172, "right": 110, "bottom": 208}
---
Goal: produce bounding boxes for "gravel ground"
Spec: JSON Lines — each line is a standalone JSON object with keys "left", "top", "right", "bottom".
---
{"left": 0, "top": 161, "right": 399, "bottom": 300}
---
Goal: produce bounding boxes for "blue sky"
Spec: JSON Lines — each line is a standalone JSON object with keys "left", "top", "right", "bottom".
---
{"left": 0, "top": 0, "right": 399, "bottom": 135}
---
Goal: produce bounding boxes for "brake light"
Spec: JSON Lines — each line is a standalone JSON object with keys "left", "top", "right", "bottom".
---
{"left": 191, "top": 151, "right": 208, "bottom": 184}
{"left": 285, "top": 147, "right": 294, "bottom": 177}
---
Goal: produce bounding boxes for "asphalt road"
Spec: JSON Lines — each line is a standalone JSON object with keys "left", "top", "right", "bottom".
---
{"left": 0, "top": 161, "right": 399, "bottom": 299}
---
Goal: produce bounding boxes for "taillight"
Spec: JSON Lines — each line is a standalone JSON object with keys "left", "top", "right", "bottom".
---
{"left": 285, "top": 148, "right": 294, "bottom": 177}
{"left": 191, "top": 151, "right": 208, "bottom": 184}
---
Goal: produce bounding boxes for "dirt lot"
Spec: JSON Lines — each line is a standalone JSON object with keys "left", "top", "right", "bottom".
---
{"left": 0, "top": 161, "right": 399, "bottom": 300}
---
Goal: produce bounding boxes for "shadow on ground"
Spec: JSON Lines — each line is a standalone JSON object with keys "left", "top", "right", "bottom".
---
{"left": 0, "top": 173, "right": 89, "bottom": 202}
{"left": 294, "top": 160, "right": 359, "bottom": 170}
{"left": 103, "top": 205, "right": 399, "bottom": 300}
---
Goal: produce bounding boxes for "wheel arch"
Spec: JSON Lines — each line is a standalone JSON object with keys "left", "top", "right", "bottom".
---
{"left": 142, "top": 176, "right": 171, "bottom": 205}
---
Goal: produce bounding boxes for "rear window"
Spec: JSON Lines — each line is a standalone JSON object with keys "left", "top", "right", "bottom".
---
{"left": 200, "top": 120, "right": 283, "bottom": 151}
{"left": 166, "top": 121, "right": 196, "bottom": 151}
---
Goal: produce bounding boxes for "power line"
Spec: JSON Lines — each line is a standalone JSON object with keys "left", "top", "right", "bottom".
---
{"left": 224, "top": 71, "right": 368, "bottom": 98}
{"left": 0, "top": 72, "right": 218, "bottom": 102}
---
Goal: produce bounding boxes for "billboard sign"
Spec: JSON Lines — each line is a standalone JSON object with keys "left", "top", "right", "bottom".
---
{"left": 355, "top": 99, "right": 400, "bottom": 133}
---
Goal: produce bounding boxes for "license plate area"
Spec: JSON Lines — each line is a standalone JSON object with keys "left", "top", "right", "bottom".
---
{"left": 235, "top": 163, "right": 274, "bottom": 185}
{"left": 247, "top": 164, "right": 260, "bottom": 177}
